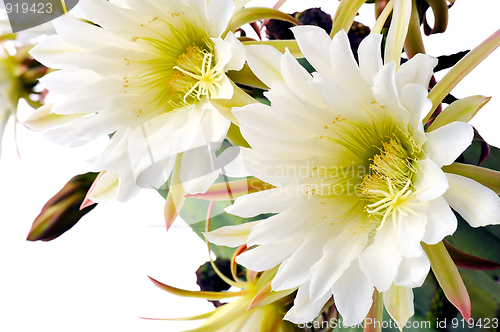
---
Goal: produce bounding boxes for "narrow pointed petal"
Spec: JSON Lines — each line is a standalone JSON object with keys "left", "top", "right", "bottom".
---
{"left": 359, "top": 225, "right": 402, "bottom": 292}
{"left": 244, "top": 45, "right": 284, "bottom": 88}
{"left": 236, "top": 236, "right": 305, "bottom": 272}
{"left": 358, "top": 34, "right": 383, "bottom": 86}
{"left": 24, "top": 103, "right": 88, "bottom": 131}
{"left": 164, "top": 154, "right": 187, "bottom": 231}
{"left": 382, "top": 285, "right": 414, "bottom": 330}
{"left": 247, "top": 280, "right": 297, "bottom": 310}
{"left": 425, "top": 28, "right": 500, "bottom": 122}
{"left": 147, "top": 276, "right": 249, "bottom": 300}
{"left": 284, "top": 282, "right": 331, "bottom": 324}
{"left": 422, "top": 242, "right": 471, "bottom": 320}
{"left": 309, "top": 225, "right": 368, "bottom": 302}
{"left": 187, "top": 178, "right": 273, "bottom": 202}
{"left": 226, "top": 7, "right": 300, "bottom": 34}
{"left": 332, "top": 260, "right": 374, "bottom": 326}
{"left": 428, "top": 95, "right": 491, "bottom": 132}
{"left": 384, "top": 0, "right": 411, "bottom": 68}
{"left": 291, "top": 25, "right": 333, "bottom": 76}
{"left": 84, "top": 171, "right": 118, "bottom": 206}
{"left": 203, "top": 220, "right": 260, "bottom": 247}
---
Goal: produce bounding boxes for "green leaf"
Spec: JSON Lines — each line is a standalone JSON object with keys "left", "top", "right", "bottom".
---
{"left": 428, "top": 95, "right": 491, "bottom": 132}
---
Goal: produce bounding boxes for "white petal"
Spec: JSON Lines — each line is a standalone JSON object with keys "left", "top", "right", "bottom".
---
{"left": 198, "top": 104, "right": 231, "bottom": 145}
{"left": 88, "top": 171, "right": 119, "bottom": 203}
{"left": 329, "top": 30, "right": 372, "bottom": 103}
{"left": 394, "top": 254, "right": 430, "bottom": 288}
{"left": 396, "top": 53, "right": 438, "bottom": 94}
{"left": 39, "top": 69, "right": 102, "bottom": 95}
{"left": 443, "top": 174, "right": 500, "bottom": 227}
{"left": 23, "top": 103, "right": 87, "bottom": 131}
{"left": 265, "top": 80, "right": 331, "bottom": 135}
{"left": 246, "top": 197, "right": 329, "bottom": 246}
{"left": 309, "top": 220, "right": 369, "bottom": 302}
{"left": 78, "top": 0, "right": 144, "bottom": 32}
{"left": 358, "top": 34, "right": 383, "bottom": 86}
{"left": 309, "top": 73, "right": 368, "bottom": 124}
{"left": 29, "top": 35, "right": 83, "bottom": 69}
{"left": 332, "top": 260, "right": 374, "bottom": 326}
{"left": 53, "top": 16, "right": 131, "bottom": 51}
{"left": 245, "top": 45, "right": 284, "bottom": 88}
{"left": 291, "top": 25, "right": 333, "bottom": 76}
{"left": 400, "top": 83, "right": 431, "bottom": 143}
{"left": 414, "top": 157, "right": 449, "bottom": 202}
{"left": 235, "top": 236, "right": 305, "bottom": 271}
{"left": 421, "top": 196, "right": 457, "bottom": 244}
{"left": 127, "top": 107, "right": 200, "bottom": 178}
{"left": 135, "top": 155, "right": 176, "bottom": 189}
{"left": 359, "top": 225, "right": 402, "bottom": 292}
{"left": 115, "top": 167, "right": 143, "bottom": 201}
{"left": 284, "top": 282, "right": 331, "bottom": 324}
{"left": 222, "top": 32, "right": 245, "bottom": 72}
{"left": 206, "top": 0, "right": 234, "bottom": 37}
{"left": 52, "top": 78, "right": 123, "bottom": 115}
{"left": 396, "top": 206, "right": 427, "bottom": 257}
{"left": 181, "top": 169, "right": 219, "bottom": 195}
{"left": 226, "top": 187, "right": 301, "bottom": 218}
{"left": 272, "top": 223, "right": 340, "bottom": 292}
{"left": 372, "top": 62, "right": 410, "bottom": 125}
{"left": 424, "top": 121, "right": 474, "bottom": 167}
{"left": 383, "top": 285, "right": 414, "bottom": 329}
{"left": 234, "top": 103, "right": 312, "bottom": 141}
{"left": 203, "top": 220, "right": 260, "bottom": 247}
{"left": 281, "top": 49, "right": 325, "bottom": 108}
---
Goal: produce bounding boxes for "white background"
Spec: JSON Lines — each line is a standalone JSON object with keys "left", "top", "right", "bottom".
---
{"left": 0, "top": 1, "right": 499, "bottom": 331}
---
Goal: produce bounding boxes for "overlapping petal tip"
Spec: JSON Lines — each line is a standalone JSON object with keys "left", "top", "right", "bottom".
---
{"left": 382, "top": 285, "right": 414, "bottom": 330}
{"left": 203, "top": 220, "right": 260, "bottom": 247}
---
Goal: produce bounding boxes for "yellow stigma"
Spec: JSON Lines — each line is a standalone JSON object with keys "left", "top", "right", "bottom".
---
{"left": 360, "top": 134, "right": 423, "bottom": 230}
{"left": 171, "top": 45, "right": 224, "bottom": 104}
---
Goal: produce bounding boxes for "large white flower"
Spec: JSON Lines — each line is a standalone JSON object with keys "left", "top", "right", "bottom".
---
{"left": 26, "top": 0, "right": 246, "bottom": 200}
{"left": 205, "top": 26, "right": 500, "bottom": 326}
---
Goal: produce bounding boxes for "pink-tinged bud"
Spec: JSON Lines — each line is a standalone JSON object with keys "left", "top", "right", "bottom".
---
{"left": 26, "top": 172, "right": 98, "bottom": 242}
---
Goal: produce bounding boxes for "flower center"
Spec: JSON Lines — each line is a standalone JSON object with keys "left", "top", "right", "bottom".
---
{"left": 360, "top": 134, "right": 422, "bottom": 229}
{"left": 169, "top": 44, "right": 225, "bottom": 105}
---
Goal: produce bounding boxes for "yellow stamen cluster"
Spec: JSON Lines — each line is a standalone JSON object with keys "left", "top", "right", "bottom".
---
{"left": 171, "top": 45, "right": 224, "bottom": 104}
{"left": 361, "top": 135, "right": 422, "bottom": 230}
